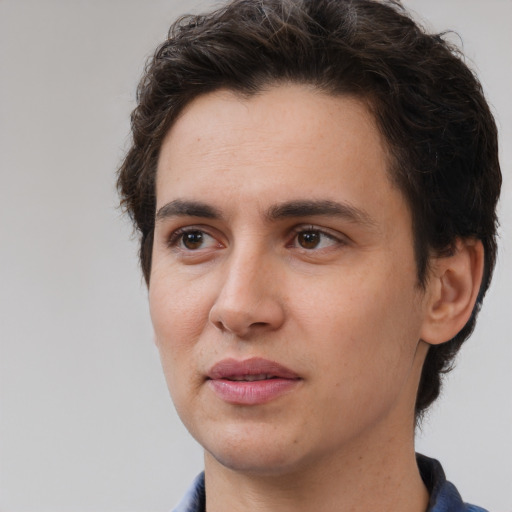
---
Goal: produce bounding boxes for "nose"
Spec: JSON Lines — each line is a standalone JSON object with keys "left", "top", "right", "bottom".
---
{"left": 208, "top": 249, "right": 286, "bottom": 338}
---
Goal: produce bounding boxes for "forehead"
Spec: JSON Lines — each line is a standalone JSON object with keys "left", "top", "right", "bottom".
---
{"left": 156, "top": 84, "right": 405, "bottom": 228}
{"left": 161, "top": 86, "right": 385, "bottom": 154}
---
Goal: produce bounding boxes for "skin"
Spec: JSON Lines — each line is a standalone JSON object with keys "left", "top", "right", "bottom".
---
{"left": 149, "top": 85, "right": 482, "bottom": 512}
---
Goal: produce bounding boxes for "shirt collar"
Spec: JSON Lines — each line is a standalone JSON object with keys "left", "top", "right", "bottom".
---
{"left": 417, "top": 454, "right": 487, "bottom": 512}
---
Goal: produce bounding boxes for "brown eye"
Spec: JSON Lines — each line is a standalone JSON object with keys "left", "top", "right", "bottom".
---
{"left": 297, "top": 231, "right": 321, "bottom": 249}
{"left": 182, "top": 231, "right": 205, "bottom": 250}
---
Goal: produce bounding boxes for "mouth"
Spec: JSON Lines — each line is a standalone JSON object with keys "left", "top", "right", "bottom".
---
{"left": 206, "top": 357, "right": 301, "bottom": 405}
{"left": 207, "top": 357, "right": 300, "bottom": 381}
{"left": 224, "top": 373, "right": 280, "bottom": 382}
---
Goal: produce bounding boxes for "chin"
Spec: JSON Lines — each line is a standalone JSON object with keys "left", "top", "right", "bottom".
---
{"left": 200, "top": 425, "right": 310, "bottom": 477}
{"left": 208, "top": 448, "right": 306, "bottom": 477}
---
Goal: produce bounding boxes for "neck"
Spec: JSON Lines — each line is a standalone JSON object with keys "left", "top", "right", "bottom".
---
{"left": 204, "top": 428, "right": 429, "bottom": 512}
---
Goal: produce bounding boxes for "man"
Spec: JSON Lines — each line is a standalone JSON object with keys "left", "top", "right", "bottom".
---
{"left": 118, "top": 0, "right": 501, "bottom": 510}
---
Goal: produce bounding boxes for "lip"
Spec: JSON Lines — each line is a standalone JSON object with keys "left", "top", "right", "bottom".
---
{"left": 206, "top": 357, "right": 302, "bottom": 405}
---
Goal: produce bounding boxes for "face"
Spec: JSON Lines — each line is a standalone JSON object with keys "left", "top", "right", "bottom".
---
{"left": 150, "top": 85, "right": 431, "bottom": 476}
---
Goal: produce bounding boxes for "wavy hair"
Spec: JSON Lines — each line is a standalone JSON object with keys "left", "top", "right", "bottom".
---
{"left": 118, "top": 0, "right": 501, "bottom": 420}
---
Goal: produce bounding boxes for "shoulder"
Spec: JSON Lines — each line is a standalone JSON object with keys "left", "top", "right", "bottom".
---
{"left": 417, "top": 454, "right": 488, "bottom": 512}
{"left": 171, "top": 472, "right": 205, "bottom": 512}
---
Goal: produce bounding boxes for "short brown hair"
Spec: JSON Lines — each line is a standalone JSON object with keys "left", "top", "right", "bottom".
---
{"left": 118, "top": 0, "right": 501, "bottom": 419}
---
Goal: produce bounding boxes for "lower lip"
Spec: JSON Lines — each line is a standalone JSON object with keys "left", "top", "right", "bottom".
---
{"left": 207, "top": 378, "right": 300, "bottom": 405}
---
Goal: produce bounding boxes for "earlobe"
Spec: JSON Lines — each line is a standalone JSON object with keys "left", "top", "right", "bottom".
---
{"left": 420, "top": 239, "right": 484, "bottom": 346}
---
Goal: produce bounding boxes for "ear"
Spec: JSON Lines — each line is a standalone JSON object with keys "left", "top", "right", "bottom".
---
{"left": 420, "top": 238, "right": 484, "bottom": 345}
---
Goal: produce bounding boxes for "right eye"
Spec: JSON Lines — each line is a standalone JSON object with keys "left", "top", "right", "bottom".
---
{"left": 181, "top": 230, "right": 207, "bottom": 250}
{"left": 168, "top": 228, "right": 220, "bottom": 251}
{"left": 174, "top": 229, "right": 215, "bottom": 250}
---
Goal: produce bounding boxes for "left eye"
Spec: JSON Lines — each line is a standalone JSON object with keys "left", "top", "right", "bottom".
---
{"left": 292, "top": 229, "right": 340, "bottom": 250}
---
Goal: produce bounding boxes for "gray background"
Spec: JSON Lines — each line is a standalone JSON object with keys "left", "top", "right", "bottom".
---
{"left": 0, "top": 1, "right": 510, "bottom": 511}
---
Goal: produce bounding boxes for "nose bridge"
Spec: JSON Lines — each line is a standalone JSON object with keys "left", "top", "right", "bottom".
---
{"left": 209, "top": 239, "right": 284, "bottom": 335}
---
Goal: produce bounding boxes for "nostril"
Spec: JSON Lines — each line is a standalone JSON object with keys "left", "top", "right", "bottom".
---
{"left": 250, "top": 321, "right": 270, "bottom": 329}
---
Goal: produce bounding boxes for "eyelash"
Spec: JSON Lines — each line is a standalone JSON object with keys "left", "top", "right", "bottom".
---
{"left": 165, "top": 225, "right": 346, "bottom": 253}
{"left": 166, "top": 227, "right": 220, "bottom": 251}
{"left": 288, "top": 225, "right": 345, "bottom": 250}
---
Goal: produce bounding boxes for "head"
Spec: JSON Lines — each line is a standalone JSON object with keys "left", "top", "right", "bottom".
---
{"left": 118, "top": 0, "right": 501, "bottom": 422}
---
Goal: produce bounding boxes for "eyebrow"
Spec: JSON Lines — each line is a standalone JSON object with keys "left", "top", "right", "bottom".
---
{"left": 266, "top": 200, "right": 376, "bottom": 227}
{"left": 155, "top": 198, "right": 376, "bottom": 228}
{"left": 155, "top": 199, "right": 221, "bottom": 222}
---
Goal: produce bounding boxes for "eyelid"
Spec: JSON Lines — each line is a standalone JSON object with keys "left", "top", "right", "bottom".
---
{"left": 162, "top": 222, "right": 348, "bottom": 254}
{"left": 166, "top": 225, "right": 223, "bottom": 250}
{"left": 288, "top": 224, "right": 349, "bottom": 249}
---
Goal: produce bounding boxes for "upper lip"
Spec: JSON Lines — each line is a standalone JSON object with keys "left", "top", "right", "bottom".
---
{"left": 207, "top": 357, "right": 300, "bottom": 380}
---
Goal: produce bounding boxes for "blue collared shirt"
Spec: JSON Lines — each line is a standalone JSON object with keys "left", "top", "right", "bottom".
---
{"left": 172, "top": 454, "right": 488, "bottom": 512}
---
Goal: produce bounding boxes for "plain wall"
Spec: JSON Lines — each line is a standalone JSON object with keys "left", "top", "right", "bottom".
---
{"left": 0, "top": 1, "right": 510, "bottom": 511}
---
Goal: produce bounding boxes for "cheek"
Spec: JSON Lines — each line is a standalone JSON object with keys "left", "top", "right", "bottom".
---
{"left": 148, "top": 279, "right": 208, "bottom": 415}
{"left": 149, "top": 264, "right": 212, "bottom": 345}
{"left": 148, "top": 272, "right": 210, "bottom": 397}
{"left": 296, "top": 267, "right": 423, "bottom": 386}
